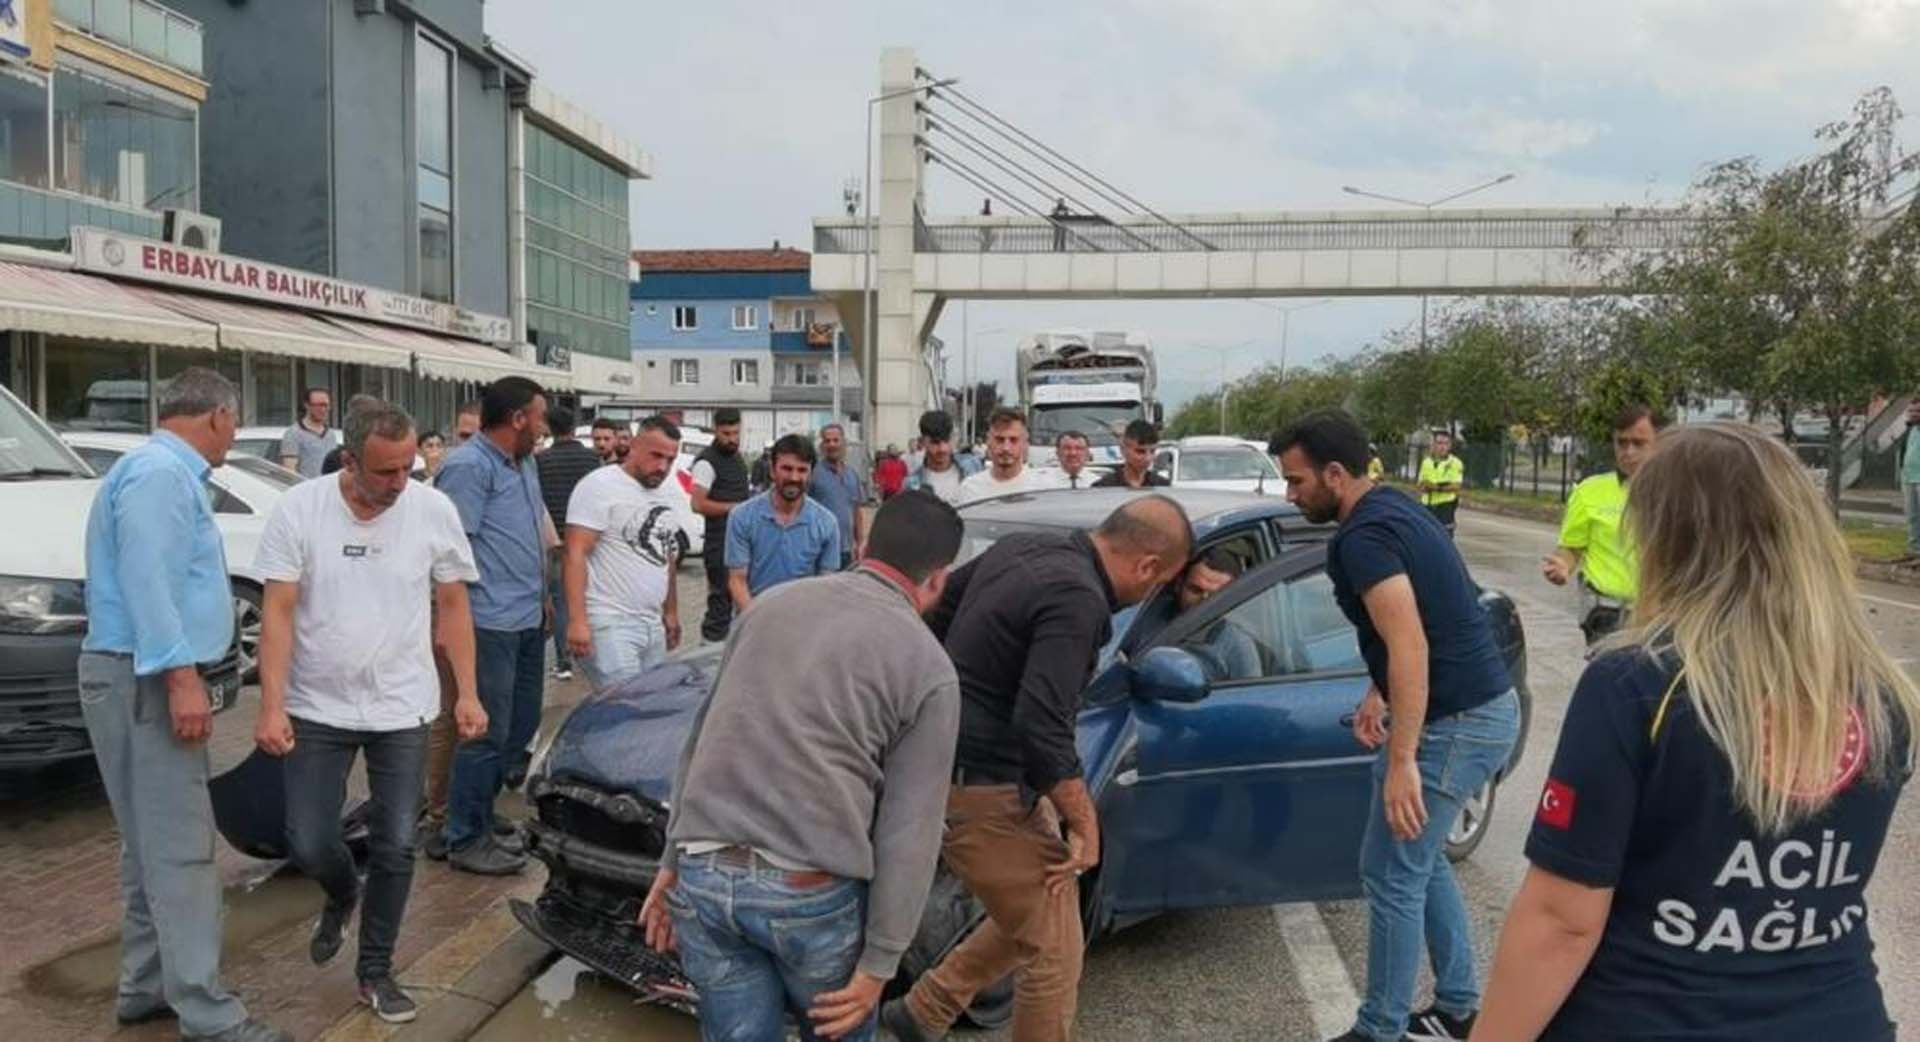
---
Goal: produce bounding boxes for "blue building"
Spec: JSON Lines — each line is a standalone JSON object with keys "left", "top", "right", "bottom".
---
{"left": 625, "top": 248, "right": 861, "bottom": 452}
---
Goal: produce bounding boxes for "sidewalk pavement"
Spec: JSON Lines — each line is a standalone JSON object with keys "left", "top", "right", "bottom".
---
{"left": 1, "top": 567, "right": 713, "bottom": 1042}
{"left": 0, "top": 674, "right": 588, "bottom": 1042}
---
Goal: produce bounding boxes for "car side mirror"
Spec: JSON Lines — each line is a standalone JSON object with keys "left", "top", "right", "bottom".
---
{"left": 1132, "top": 646, "right": 1210, "bottom": 703}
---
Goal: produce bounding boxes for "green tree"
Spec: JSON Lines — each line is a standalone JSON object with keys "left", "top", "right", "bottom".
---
{"left": 1600, "top": 88, "right": 1920, "bottom": 505}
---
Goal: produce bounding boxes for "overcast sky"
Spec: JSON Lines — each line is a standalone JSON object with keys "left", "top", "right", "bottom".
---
{"left": 487, "top": 0, "right": 1920, "bottom": 407}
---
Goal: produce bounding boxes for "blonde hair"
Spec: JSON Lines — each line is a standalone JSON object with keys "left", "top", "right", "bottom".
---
{"left": 1619, "top": 422, "right": 1919, "bottom": 834}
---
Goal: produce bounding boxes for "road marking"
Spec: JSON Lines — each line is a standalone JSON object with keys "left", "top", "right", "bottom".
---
{"left": 1861, "top": 592, "right": 1920, "bottom": 614}
{"left": 1272, "top": 902, "right": 1359, "bottom": 1039}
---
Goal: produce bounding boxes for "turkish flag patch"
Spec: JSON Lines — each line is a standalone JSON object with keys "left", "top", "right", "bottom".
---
{"left": 1537, "top": 779, "right": 1577, "bottom": 830}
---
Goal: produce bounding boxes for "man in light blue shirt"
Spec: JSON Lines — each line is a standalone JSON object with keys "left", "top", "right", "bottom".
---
{"left": 808, "top": 423, "right": 866, "bottom": 569}
{"left": 78, "top": 367, "right": 290, "bottom": 1042}
{"left": 726, "top": 433, "right": 841, "bottom": 615}
{"left": 431, "top": 376, "right": 550, "bottom": 876}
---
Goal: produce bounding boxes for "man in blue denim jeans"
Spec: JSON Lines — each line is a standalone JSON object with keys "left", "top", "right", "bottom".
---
{"left": 252, "top": 400, "right": 489, "bottom": 1023}
{"left": 639, "top": 492, "right": 966, "bottom": 1041}
{"left": 433, "top": 376, "right": 551, "bottom": 876}
{"left": 1272, "top": 410, "right": 1520, "bottom": 1042}
{"left": 563, "top": 415, "right": 686, "bottom": 688}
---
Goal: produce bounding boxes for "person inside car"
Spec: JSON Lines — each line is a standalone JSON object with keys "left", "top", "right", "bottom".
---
{"left": 1173, "top": 548, "right": 1263, "bottom": 680}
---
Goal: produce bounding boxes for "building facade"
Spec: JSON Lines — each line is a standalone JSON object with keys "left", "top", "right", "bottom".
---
{"left": 512, "top": 81, "right": 650, "bottom": 401}
{"left": 626, "top": 248, "right": 861, "bottom": 452}
{"left": 0, "top": 0, "right": 642, "bottom": 435}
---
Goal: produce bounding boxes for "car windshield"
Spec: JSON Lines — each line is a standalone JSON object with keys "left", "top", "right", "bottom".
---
{"left": 225, "top": 455, "right": 301, "bottom": 490}
{"left": 0, "top": 385, "right": 90, "bottom": 479}
{"left": 1178, "top": 448, "right": 1278, "bottom": 482}
{"left": 1029, "top": 403, "right": 1141, "bottom": 447}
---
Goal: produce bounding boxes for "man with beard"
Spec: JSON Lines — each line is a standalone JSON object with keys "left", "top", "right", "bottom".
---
{"left": 1269, "top": 410, "right": 1516, "bottom": 1042}
{"left": 589, "top": 417, "right": 621, "bottom": 464}
{"left": 690, "top": 408, "right": 750, "bottom": 642}
{"left": 433, "top": 377, "right": 551, "bottom": 876}
{"left": 563, "top": 416, "right": 688, "bottom": 688}
{"left": 253, "top": 400, "right": 489, "bottom": 1024}
{"left": 907, "top": 410, "right": 980, "bottom": 505}
{"left": 725, "top": 432, "right": 840, "bottom": 616}
{"left": 957, "top": 408, "right": 1048, "bottom": 505}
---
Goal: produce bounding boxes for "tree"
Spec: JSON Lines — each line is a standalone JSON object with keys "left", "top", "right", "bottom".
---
{"left": 1601, "top": 88, "right": 1920, "bottom": 506}
{"left": 943, "top": 381, "right": 1002, "bottom": 444}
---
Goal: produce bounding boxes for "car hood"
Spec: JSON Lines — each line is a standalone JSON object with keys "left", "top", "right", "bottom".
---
{"left": 542, "top": 646, "right": 728, "bottom": 805}
{"left": 0, "top": 478, "right": 99, "bottom": 580}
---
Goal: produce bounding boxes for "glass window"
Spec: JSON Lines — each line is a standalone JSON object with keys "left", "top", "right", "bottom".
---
{"left": 52, "top": 64, "right": 198, "bottom": 210}
{"left": 671, "top": 359, "right": 699, "bottom": 385}
{"left": 131, "top": 2, "right": 167, "bottom": 58}
{"left": 157, "top": 347, "right": 239, "bottom": 417}
{"left": 1178, "top": 570, "right": 1362, "bottom": 682}
{"left": 416, "top": 34, "right": 453, "bottom": 301}
{"left": 0, "top": 68, "right": 49, "bottom": 190}
{"left": 415, "top": 36, "right": 451, "bottom": 175}
{"left": 1285, "top": 572, "right": 1364, "bottom": 674}
{"left": 419, "top": 202, "right": 452, "bottom": 303}
{"left": 673, "top": 306, "right": 697, "bottom": 331}
{"left": 790, "top": 307, "right": 816, "bottom": 332}
{"left": 1177, "top": 448, "right": 1280, "bottom": 482}
{"left": 730, "top": 305, "right": 758, "bottom": 330}
{"left": 44, "top": 338, "right": 150, "bottom": 432}
{"left": 732, "top": 359, "right": 758, "bottom": 385}
{"left": 250, "top": 353, "right": 293, "bottom": 426}
{"left": 94, "top": 0, "right": 133, "bottom": 46}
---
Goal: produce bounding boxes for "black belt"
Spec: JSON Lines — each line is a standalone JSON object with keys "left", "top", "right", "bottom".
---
{"left": 952, "top": 765, "right": 1013, "bottom": 787}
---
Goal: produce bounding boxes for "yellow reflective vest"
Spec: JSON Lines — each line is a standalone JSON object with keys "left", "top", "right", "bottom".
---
{"left": 1418, "top": 455, "right": 1464, "bottom": 507}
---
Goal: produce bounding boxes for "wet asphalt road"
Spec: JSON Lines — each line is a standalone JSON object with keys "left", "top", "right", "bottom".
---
{"left": 487, "top": 511, "right": 1920, "bottom": 1040}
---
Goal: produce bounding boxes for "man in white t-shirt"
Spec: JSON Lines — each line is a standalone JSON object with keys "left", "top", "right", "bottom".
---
{"left": 252, "top": 400, "right": 487, "bottom": 1025}
{"left": 565, "top": 415, "right": 688, "bottom": 688}
{"left": 958, "top": 407, "right": 1052, "bottom": 505}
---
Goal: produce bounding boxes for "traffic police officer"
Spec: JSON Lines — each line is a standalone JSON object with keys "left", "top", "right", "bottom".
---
{"left": 1417, "top": 432, "right": 1465, "bottom": 533}
{"left": 1542, "top": 404, "right": 1662, "bottom": 644}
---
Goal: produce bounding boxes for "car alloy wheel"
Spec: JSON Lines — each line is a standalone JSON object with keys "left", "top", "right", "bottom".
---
{"left": 1445, "top": 778, "right": 1496, "bottom": 862}
{"left": 232, "top": 584, "right": 263, "bottom": 682}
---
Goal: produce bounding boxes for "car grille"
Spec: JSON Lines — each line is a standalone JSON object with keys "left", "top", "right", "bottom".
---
{"left": 532, "top": 780, "right": 667, "bottom": 859}
{"left": 0, "top": 672, "right": 81, "bottom": 726}
{"left": 511, "top": 894, "right": 697, "bottom": 1014}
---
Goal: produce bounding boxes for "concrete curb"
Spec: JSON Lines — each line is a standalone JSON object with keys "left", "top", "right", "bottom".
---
{"left": 1455, "top": 500, "right": 1920, "bottom": 590}
{"left": 311, "top": 899, "right": 553, "bottom": 1042}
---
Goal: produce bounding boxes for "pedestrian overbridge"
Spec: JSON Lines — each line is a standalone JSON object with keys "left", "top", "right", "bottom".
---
{"left": 810, "top": 207, "right": 1702, "bottom": 301}
{"left": 829, "top": 49, "right": 1707, "bottom": 449}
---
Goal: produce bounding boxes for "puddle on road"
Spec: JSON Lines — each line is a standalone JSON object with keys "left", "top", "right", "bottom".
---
{"left": 472, "top": 956, "right": 698, "bottom": 1042}
{"left": 20, "top": 868, "right": 318, "bottom": 1002}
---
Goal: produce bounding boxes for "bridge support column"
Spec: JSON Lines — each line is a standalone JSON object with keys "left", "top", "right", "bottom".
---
{"left": 870, "top": 47, "right": 929, "bottom": 450}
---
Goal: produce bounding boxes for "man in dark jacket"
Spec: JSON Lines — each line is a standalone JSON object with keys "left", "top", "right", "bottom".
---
{"left": 536, "top": 408, "right": 600, "bottom": 681}
{"left": 689, "top": 408, "right": 750, "bottom": 642}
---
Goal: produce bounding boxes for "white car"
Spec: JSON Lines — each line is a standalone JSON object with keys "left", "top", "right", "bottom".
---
{"left": 62, "top": 432, "right": 299, "bottom": 680}
{"left": 1152, "top": 436, "right": 1284, "bottom": 495}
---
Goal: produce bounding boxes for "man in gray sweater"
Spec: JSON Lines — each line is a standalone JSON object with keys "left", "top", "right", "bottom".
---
{"left": 641, "top": 490, "right": 965, "bottom": 1042}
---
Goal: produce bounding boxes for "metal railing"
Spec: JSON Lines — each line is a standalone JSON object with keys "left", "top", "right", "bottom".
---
{"left": 54, "top": 0, "right": 205, "bottom": 78}
{"left": 814, "top": 213, "right": 1713, "bottom": 255}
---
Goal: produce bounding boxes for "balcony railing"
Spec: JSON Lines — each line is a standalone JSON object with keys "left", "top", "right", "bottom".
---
{"left": 55, "top": 0, "right": 205, "bottom": 78}
{"left": 0, "top": 181, "right": 165, "bottom": 243}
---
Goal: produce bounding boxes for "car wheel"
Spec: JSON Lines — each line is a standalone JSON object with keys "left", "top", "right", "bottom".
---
{"left": 1445, "top": 778, "right": 1496, "bottom": 862}
{"left": 232, "top": 582, "right": 263, "bottom": 682}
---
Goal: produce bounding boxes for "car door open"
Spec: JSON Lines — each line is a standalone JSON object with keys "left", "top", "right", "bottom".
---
{"left": 1097, "top": 547, "right": 1375, "bottom": 923}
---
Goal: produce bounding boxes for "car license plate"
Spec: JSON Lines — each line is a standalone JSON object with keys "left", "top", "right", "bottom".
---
{"left": 207, "top": 675, "right": 236, "bottom": 713}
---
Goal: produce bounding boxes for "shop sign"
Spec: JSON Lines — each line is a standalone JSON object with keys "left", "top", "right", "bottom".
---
{"left": 0, "top": 0, "right": 31, "bottom": 62}
{"left": 71, "top": 228, "right": 513, "bottom": 343}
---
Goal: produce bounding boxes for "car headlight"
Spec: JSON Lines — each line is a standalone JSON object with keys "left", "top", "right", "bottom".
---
{"left": 0, "top": 575, "right": 88, "bottom": 635}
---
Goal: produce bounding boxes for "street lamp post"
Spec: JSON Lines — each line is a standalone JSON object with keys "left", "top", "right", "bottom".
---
{"left": 1246, "top": 298, "right": 1332, "bottom": 384}
{"left": 862, "top": 76, "right": 960, "bottom": 443}
{"left": 1340, "top": 174, "right": 1515, "bottom": 352}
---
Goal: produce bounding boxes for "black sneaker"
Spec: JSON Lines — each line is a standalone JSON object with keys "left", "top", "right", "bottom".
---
{"left": 879, "top": 998, "right": 936, "bottom": 1042}
{"left": 309, "top": 891, "right": 357, "bottom": 966}
{"left": 358, "top": 977, "right": 419, "bottom": 1024}
{"left": 114, "top": 999, "right": 175, "bottom": 1026}
{"left": 417, "top": 817, "right": 449, "bottom": 861}
{"left": 449, "top": 835, "right": 526, "bottom": 876}
{"left": 1407, "top": 1006, "right": 1476, "bottom": 1041}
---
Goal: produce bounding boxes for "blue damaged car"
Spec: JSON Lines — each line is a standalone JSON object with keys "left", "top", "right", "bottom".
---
{"left": 512, "top": 488, "right": 1530, "bottom": 1026}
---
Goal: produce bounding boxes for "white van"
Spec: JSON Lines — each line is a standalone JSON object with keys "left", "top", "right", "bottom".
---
{"left": 0, "top": 383, "right": 243, "bottom": 771}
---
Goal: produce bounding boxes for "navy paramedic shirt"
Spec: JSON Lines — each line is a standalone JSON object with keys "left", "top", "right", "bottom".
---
{"left": 1527, "top": 649, "right": 1903, "bottom": 1042}
{"left": 1326, "top": 486, "right": 1509, "bottom": 720}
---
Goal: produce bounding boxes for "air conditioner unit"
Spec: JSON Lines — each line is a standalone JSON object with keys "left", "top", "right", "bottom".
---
{"left": 162, "top": 210, "right": 223, "bottom": 253}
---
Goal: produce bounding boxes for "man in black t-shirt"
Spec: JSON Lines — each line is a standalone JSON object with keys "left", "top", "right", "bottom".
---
{"left": 1091, "top": 419, "right": 1170, "bottom": 489}
{"left": 1271, "top": 410, "right": 1519, "bottom": 1042}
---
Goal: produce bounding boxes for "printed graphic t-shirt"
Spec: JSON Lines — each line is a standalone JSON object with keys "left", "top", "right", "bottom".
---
{"left": 1527, "top": 649, "right": 1905, "bottom": 1042}
{"left": 565, "top": 464, "right": 688, "bottom": 620}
